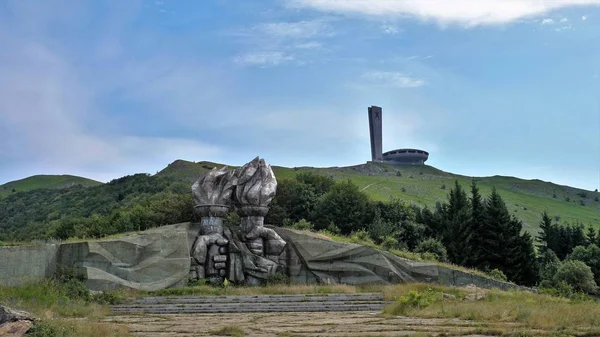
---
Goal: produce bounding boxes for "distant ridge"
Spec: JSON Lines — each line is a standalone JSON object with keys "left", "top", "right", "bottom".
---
{"left": 0, "top": 174, "right": 102, "bottom": 198}
{"left": 3, "top": 160, "right": 599, "bottom": 232}
{"left": 155, "top": 160, "right": 600, "bottom": 233}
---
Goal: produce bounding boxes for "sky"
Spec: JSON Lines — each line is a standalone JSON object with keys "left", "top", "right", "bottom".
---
{"left": 1, "top": 0, "right": 600, "bottom": 191}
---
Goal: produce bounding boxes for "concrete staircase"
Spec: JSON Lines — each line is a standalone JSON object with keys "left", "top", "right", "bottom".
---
{"left": 110, "top": 293, "right": 390, "bottom": 314}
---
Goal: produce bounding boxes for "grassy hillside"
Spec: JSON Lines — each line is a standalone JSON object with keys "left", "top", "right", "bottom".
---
{"left": 0, "top": 175, "right": 102, "bottom": 198}
{"left": 158, "top": 160, "right": 600, "bottom": 234}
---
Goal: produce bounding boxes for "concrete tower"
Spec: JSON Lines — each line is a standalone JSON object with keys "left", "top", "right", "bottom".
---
{"left": 368, "top": 106, "right": 383, "bottom": 162}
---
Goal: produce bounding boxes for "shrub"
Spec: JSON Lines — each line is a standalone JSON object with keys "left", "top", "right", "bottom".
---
{"left": 266, "top": 273, "right": 290, "bottom": 286}
{"left": 553, "top": 260, "right": 597, "bottom": 294}
{"left": 396, "top": 171, "right": 402, "bottom": 177}
{"left": 381, "top": 236, "right": 399, "bottom": 251}
{"left": 384, "top": 289, "right": 439, "bottom": 315}
{"left": 487, "top": 269, "right": 508, "bottom": 282}
{"left": 325, "top": 222, "right": 341, "bottom": 234}
{"left": 351, "top": 230, "right": 372, "bottom": 244}
{"left": 291, "top": 219, "right": 314, "bottom": 231}
{"left": 441, "top": 184, "right": 446, "bottom": 190}
{"left": 414, "top": 238, "right": 448, "bottom": 262}
{"left": 401, "top": 187, "right": 407, "bottom": 193}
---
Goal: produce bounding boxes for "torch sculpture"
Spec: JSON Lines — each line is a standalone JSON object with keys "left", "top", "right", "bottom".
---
{"left": 234, "top": 157, "right": 287, "bottom": 263}
{"left": 190, "top": 166, "right": 237, "bottom": 282}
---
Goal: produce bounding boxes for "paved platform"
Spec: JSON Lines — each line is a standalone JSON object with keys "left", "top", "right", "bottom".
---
{"left": 110, "top": 293, "right": 390, "bottom": 314}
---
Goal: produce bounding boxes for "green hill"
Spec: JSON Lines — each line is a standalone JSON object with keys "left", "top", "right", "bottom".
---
{"left": 158, "top": 160, "right": 600, "bottom": 234}
{"left": 0, "top": 175, "right": 102, "bottom": 198}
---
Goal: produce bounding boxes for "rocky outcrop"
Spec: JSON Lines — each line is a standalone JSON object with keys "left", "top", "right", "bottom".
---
{"left": 0, "top": 306, "right": 36, "bottom": 337}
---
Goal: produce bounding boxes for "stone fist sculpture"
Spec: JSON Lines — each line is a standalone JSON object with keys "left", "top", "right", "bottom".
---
{"left": 189, "top": 158, "right": 286, "bottom": 284}
{"left": 190, "top": 167, "right": 237, "bottom": 282}
{"left": 235, "top": 158, "right": 286, "bottom": 260}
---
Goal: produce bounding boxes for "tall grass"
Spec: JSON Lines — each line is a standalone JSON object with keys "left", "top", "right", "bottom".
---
{"left": 383, "top": 283, "right": 600, "bottom": 335}
{"left": 0, "top": 280, "right": 131, "bottom": 337}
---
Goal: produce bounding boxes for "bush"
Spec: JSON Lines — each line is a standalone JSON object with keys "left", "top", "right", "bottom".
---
{"left": 381, "top": 236, "right": 399, "bottom": 251}
{"left": 350, "top": 230, "right": 372, "bottom": 244}
{"left": 414, "top": 238, "right": 448, "bottom": 262}
{"left": 291, "top": 219, "right": 314, "bottom": 231}
{"left": 487, "top": 269, "right": 508, "bottom": 282}
{"left": 266, "top": 273, "right": 290, "bottom": 286}
{"left": 553, "top": 260, "right": 597, "bottom": 294}
{"left": 384, "top": 289, "right": 439, "bottom": 315}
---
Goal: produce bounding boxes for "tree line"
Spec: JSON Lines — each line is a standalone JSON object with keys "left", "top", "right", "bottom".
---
{"left": 267, "top": 175, "right": 538, "bottom": 286}
{"left": 1, "top": 170, "right": 598, "bottom": 292}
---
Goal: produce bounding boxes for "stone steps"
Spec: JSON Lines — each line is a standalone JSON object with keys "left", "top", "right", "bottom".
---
{"left": 111, "top": 293, "right": 390, "bottom": 314}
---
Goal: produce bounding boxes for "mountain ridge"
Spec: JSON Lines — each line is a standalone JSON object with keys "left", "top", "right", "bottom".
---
{"left": 2, "top": 160, "right": 598, "bottom": 233}
{"left": 0, "top": 174, "right": 102, "bottom": 198}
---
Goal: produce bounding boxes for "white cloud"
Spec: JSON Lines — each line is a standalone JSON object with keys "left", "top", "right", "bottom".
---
{"left": 234, "top": 52, "right": 295, "bottom": 67}
{"left": 541, "top": 18, "right": 555, "bottom": 24}
{"left": 288, "top": 0, "right": 600, "bottom": 26}
{"left": 555, "top": 25, "right": 573, "bottom": 31}
{"left": 255, "top": 20, "right": 334, "bottom": 38}
{"left": 381, "top": 23, "right": 400, "bottom": 34}
{"left": 234, "top": 19, "right": 333, "bottom": 67}
{"left": 363, "top": 71, "right": 427, "bottom": 88}
{"left": 560, "top": 17, "right": 569, "bottom": 22}
{"left": 582, "top": 15, "right": 588, "bottom": 20}
{"left": 295, "top": 41, "right": 322, "bottom": 49}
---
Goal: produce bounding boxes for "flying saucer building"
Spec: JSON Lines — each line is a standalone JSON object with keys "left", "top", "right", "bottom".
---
{"left": 368, "top": 106, "right": 429, "bottom": 165}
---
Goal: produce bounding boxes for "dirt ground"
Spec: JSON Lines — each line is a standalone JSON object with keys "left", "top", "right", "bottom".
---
{"left": 103, "top": 311, "right": 528, "bottom": 337}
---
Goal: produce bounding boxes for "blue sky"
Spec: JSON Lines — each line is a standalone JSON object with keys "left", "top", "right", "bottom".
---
{"left": 1, "top": 0, "right": 599, "bottom": 190}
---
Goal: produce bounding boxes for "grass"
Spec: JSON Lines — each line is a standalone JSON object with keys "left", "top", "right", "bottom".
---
{"left": 0, "top": 280, "right": 131, "bottom": 337}
{"left": 156, "top": 160, "right": 600, "bottom": 235}
{"left": 5, "top": 279, "right": 600, "bottom": 336}
{"left": 383, "top": 283, "right": 600, "bottom": 336}
{"left": 209, "top": 326, "right": 245, "bottom": 337}
{"left": 0, "top": 174, "right": 101, "bottom": 198}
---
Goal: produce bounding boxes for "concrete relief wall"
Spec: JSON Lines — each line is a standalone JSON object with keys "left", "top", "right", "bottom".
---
{"left": 0, "top": 244, "right": 58, "bottom": 287}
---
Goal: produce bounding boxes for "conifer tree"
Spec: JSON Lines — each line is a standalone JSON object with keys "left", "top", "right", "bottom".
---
{"left": 475, "top": 187, "right": 538, "bottom": 285}
{"left": 586, "top": 226, "right": 597, "bottom": 247}
{"left": 537, "top": 211, "right": 554, "bottom": 251}
{"left": 475, "top": 187, "right": 508, "bottom": 272}
{"left": 467, "top": 179, "right": 485, "bottom": 267}
{"left": 441, "top": 181, "right": 472, "bottom": 265}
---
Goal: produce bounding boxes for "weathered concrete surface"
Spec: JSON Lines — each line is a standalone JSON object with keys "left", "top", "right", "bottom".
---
{"left": 59, "top": 225, "right": 191, "bottom": 292}
{"left": 0, "top": 244, "right": 58, "bottom": 287}
{"left": 0, "top": 222, "right": 529, "bottom": 292}
{"left": 274, "top": 227, "right": 439, "bottom": 285}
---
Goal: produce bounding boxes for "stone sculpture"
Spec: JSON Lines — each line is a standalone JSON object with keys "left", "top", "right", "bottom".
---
{"left": 190, "top": 157, "right": 287, "bottom": 285}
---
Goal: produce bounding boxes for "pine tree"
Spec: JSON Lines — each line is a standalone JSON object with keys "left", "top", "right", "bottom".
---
{"left": 467, "top": 179, "right": 485, "bottom": 267}
{"left": 441, "top": 181, "right": 472, "bottom": 265}
{"left": 586, "top": 226, "right": 597, "bottom": 247}
{"left": 474, "top": 187, "right": 539, "bottom": 285}
{"left": 537, "top": 211, "right": 554, "bottom": 252}
{"left": 475, "top": 187, "right": 507, "bottom": 272}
